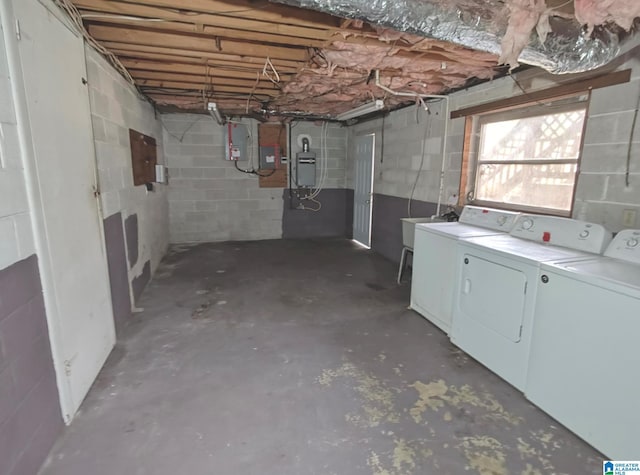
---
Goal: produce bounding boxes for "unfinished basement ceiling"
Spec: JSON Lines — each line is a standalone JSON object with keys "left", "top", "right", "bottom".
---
{"left": 65, "top": 0, "right": 640, "bottom": 119}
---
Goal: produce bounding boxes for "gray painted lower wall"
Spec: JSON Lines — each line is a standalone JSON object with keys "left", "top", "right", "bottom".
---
{"left": 0, "top": 255, "right": 62, "bottom": 475}
{"left": 132, "top": 260, "right": 151, "bottom": 305}
{"left": 103, "top": 213, "right": 131, "bottom": 335}
{"left": 282, "top": 189, "right": 354, "bottom": 239}
{"left": 371, "top": 193, "right": 437, "bottom": 263}
{"left": 124, "top": 214, "right": 139, "bottom": 269}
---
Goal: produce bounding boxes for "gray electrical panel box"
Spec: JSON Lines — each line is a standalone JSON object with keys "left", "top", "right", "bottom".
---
{"left": 259, "top": 145, "right": 279, "bottom": 170}
{"left": 296, "top": 151, "right": 316, "bottom": 187}
{"left": 224, "top": 123, "right": 248, "bottom": 161}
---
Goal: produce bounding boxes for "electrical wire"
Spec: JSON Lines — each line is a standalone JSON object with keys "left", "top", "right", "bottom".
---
{"left": 246, "top": 72, "right": 260, "bottom": 114}
{"left": 160, "top": 116, "right": 207, "bottom": 143}
{"left": 408, "top": 108, "right": 433, "bottom": 218}
{"left": 625, "top": 93, "right": 640, "bottom": 187}
{"left": 263, "top": 57, "right": 281, "bottom": 85}
{"left": 298, "top": 121, "right": 329, "bottom": 211}
{"left": 80, "top": 13, "right": 166, "bottom": 22}
{"left": 228, "top": 119, "right": 276, "bottom": 177}
{"left": 53, "top": 0, "right": 137, "bottom": 89}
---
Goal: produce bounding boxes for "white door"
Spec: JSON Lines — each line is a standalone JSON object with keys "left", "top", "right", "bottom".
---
{"left": 15, "top": 0, "right": 115, "bottom": 421}
{"left": 353, "top": 134, "right": 375, "bottom": 247}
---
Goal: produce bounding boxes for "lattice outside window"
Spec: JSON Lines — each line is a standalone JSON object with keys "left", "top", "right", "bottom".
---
{"left": 469, "top": 99, "right": 588, "bottom": 215}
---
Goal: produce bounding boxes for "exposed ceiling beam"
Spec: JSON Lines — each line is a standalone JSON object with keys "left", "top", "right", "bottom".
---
{"left": 75, "top": 0, "right": 335, "bottom": 40}
{"left": 137, "top": 79, "right": 279, "bottom": 96}
{"left": 130, "top": 70, "right": 283, "bottom": 88}
{"left": 87, "top": 24, "right": 311, "bottom": 61}
{"left": 100, "top": 0, "right": 341, "bottom": 29}
{"left": 122, "top": 60, "right": 295, "bottom": 79}
{"left": 106, "top": 43, "right": 303, "bottom": 70}
{"left": 84, "top": 16, "right": 324, "bottom": 47}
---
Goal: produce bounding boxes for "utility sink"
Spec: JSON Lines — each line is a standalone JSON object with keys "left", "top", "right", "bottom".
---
{"left": 401, "top": 217, "right": 444, "bottom": 249}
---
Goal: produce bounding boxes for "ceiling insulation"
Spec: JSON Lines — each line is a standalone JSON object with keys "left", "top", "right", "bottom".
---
{"left": 273, "top": 0, "right": 638, "bottom": 73}
{"left": 64, "top": 0, "right": 640, "bottom": 119}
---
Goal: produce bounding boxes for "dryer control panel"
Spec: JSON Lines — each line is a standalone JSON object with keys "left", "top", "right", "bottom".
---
{"left": 604, "top": 229, "right": 640, "bottom": 264}
{"left": 458, "top": 206, "right": 520, "bottom": 232}
{"left": 510, "top": 215, "right": 612, "bottom": 254}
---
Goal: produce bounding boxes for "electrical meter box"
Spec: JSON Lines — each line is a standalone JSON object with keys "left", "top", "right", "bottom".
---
{"left": 224, "top": 123, "right": 248, "bottom": 161}
{"left": 259, "top": 145, "right": 280, "bottom": 170}
{"left": 296, "top": 151, "right": 316, "bottom": 187}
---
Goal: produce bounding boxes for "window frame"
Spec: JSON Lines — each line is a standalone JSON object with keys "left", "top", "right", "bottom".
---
{"left": 464, "top": 95, "right": 590, "bottom": 217}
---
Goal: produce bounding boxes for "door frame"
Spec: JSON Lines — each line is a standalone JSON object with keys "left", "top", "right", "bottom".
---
{"left": 352, "top": 133, "right": 376, "bottom": 248}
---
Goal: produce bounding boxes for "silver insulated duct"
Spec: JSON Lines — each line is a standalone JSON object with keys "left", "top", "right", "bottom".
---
{"left": 271, "top": 0, "right": 625, "bottom": 74}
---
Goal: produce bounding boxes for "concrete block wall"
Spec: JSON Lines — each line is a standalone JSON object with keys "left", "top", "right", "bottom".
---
{"left": 85, "top": 46, "right": 169, "bottom": 299}
{"left": 290, "top": 121, "right": 347, "bottom": 189}
{"left": 0, "top": 22, "right": 35, "bottom": 270}
{"left": 164, "top": 116, "right": 348, "bottom": 243}
{"left": 0, "top": 17, "right": 62, "bottom": 475}
{"left": 573, "top": 48, "right": 640, "bottom": 231}
{"left": 163, "top": 114, "right": 283, "bottom": 242}
{"left": 349, "top": 41, "right": 640, "bottom": 237}
{"left": 348, "top": 102, "right": 455, "bottom": 207}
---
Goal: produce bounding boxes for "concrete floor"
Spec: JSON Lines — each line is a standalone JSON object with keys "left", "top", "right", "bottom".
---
{"left": 39, "top": 239, "right": 602, "bottom": 475}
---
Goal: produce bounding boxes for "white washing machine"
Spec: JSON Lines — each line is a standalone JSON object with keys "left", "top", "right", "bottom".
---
{"left": 526, "top": 229, "right": 640, "bottom": 459}
{"left": 410, "top": 206, "right": 520, "bottom": 334}
{"left": 450, "top": 215, "right": 612, "bottom": 391}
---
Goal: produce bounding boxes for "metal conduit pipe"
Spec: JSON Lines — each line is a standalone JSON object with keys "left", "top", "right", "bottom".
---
{"left": 374, "top": 70, "right": 450, "bottom": 218}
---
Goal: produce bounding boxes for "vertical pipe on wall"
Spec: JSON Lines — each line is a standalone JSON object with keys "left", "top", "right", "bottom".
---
{"left": 0, "top": 0, "right": 73, "bottom": 422}
{"left": 374, "top": 70, "right": 449, "bottom": 217}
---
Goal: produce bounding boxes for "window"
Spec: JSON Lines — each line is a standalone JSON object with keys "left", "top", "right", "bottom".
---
{"left": 467, "top": 98, "right": 588, "bottom": 215}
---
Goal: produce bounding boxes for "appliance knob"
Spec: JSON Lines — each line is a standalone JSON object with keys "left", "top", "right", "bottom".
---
{"left": 579, "top": 230, "right": 590, "bottom": 238}
{"left": 541, "top": 275, "right": 549, "bottom": 283}
{"left": 627, "top": 238, "right": 639, "bottom": 248}
{"left": 497, "top": 216, "right": 507, "bottom": 225}
{"left": 464, "top": 258, "right": 469, "bottom": 264}
{"left": 522, "top": 218, "right": 534, "bottom": 230}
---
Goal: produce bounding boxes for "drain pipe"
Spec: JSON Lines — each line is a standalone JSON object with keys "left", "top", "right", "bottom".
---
{"left": 374, "top": 71, "right": 450, "bottom": 218}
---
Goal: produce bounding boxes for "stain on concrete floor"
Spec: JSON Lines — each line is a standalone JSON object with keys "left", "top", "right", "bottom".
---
{"left": 39, "top": 239, "right": 603, "bottom": 475}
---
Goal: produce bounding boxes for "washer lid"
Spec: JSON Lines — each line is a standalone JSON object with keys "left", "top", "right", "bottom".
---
{"left": 416, "top": 222, "right": 505, "bottom": 239}
{"left": 541, "top": 258, "right": 640, "bottom": 296}
{"left": 461, "top": 234, "right": 597, "bottom": 263}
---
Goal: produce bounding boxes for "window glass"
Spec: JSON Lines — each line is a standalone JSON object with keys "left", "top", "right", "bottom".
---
{"left": 472, "top": 103, "right": 587, "bottom": 214}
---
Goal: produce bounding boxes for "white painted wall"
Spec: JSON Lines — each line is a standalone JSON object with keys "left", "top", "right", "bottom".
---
{"left": 86, "top": 46, "right": 169, "bottom": 278}
{"left": 348, "top": 43, "right": 640, "bottom": 232}
{"left": 0, "top": 18, "right": 35, "bottom": 271}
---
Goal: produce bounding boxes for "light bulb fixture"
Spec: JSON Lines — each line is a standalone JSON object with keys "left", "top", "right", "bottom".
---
{"left": 336, "top": 100, "right": 384, "bottom": 121}
{"left": 207, "top": 102, "right": 226, "bottom": 125}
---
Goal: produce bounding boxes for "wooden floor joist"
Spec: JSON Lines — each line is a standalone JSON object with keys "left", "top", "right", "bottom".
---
{"left": 88, "top": 25, "right": 311, "bottom": 61}
{"left": 106, "top": 44, "right": 303, "bottom": 70}
{"left": 70, "top": 0, "right": 503, "bottom": 113}
{"left": 75, "top": 0, "right": 336, "bottom": 40}
{"left": 137, "top": 79, "right": 279, "bottom": 96}
{"left": 122, "top": 60, "right": 295, "bottom": 80}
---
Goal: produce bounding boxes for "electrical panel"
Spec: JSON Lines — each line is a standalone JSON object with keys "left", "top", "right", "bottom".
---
{"left": 224, "top": 123, "right": 248, "bottom": 161}
{"left": 259, "top": 145, "right": 280, "bottom": 170}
